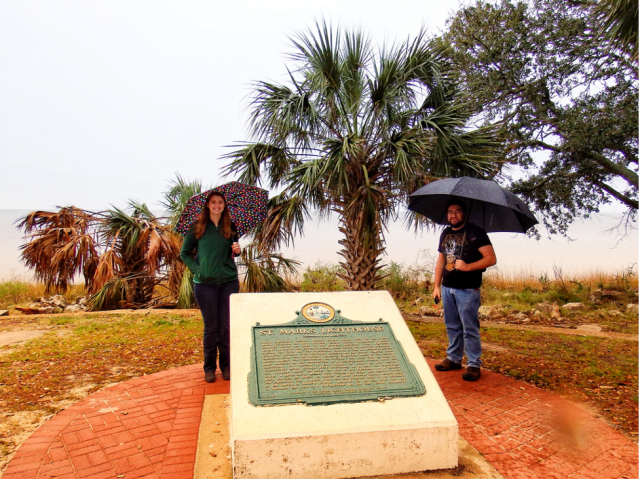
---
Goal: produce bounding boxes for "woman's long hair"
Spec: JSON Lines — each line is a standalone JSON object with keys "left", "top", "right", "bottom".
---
{"left": 194, "top": 191, "right": 233, "bottom": 240}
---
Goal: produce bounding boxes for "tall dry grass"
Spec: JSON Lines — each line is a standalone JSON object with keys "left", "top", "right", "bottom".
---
{"left": 0, "top": 281, "right": 85, "bottom": 309}
{"left": 484, "top": 266, "right": 639, "bottom": 293}
{"left": 1, "top": 264, "right": 637, "bottom": 311}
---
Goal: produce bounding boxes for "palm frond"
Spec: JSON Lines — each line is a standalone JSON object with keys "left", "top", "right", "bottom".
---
{"left": 177, "top": 268, "right": 196, "bottom": 309}
{"left": 88, "top": 245, "right": 123, "bottom": 295}
{"left": 252, "top": 193, "right": 310, "bottom": 250}
{"left": 596, "top": 0, "right": 638, "bottom": 57}
{"left": 162, "top": 174, "right": 206, "bottom": 228}
{"left": 17, "top": 207, "right": 101, "bottom": 293}
{"left": 290, "top": 21, "right": 343, "bottom": 95}
{"left": 221, "top": 142, "right": 296, "bottom": 188}
{"left": 238, "top": 243, "right": 301, "bottom": 292}
{"left": 87, "top": 277, "right": 130, "bottom": 311}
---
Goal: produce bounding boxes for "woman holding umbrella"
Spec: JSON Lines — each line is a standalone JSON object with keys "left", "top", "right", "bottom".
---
{"left": 180, "top": 191, "right": 241, "bottom": 383}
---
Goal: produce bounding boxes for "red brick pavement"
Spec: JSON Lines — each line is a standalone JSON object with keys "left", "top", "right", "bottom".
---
{"left": 426, "top": 359, "right": 638, "bottom": 479}
{"left": 3, "top": 364, "right": 227, "bottom": 479}
{"left": 4, "top": 362, "right": 638, "bottom": 479}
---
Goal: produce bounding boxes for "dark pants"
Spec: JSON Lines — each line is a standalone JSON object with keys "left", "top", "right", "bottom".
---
{"left": 193, "top": 280, "right": 239, "bottom": 373}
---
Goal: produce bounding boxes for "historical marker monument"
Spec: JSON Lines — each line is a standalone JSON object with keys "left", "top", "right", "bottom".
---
{"left": 230, "top": 291, "right": 458, "bottom": 478}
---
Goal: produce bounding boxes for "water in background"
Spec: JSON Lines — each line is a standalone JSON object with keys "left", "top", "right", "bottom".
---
{"left": 1, "top": 208, "right": 638, "bottom": 281}
{"left": 1, "top": 210, "right": 33, "bottom": 280}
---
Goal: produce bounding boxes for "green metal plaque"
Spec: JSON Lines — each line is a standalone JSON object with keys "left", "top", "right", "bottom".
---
{"left": 248, "top": 302, "right": 426, "bottom": 406}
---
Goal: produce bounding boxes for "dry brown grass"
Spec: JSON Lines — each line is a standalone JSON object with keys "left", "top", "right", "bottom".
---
{"left": 484, "top": 267, "right": 639, "bottom": 293}
{"left": 0, "top": 281, "right": 85, "bottom": 310}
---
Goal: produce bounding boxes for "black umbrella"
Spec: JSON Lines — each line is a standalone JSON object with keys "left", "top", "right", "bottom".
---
{"left": 408, "top": 177, "right": 538, "bottom": 233}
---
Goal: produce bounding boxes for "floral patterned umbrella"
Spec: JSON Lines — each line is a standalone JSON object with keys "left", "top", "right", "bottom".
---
{"left": 174, "top": 181, "right": 268, "bottom": 237}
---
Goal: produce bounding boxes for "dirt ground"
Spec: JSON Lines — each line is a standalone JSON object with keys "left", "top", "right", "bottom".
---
{"left": 403, "top": 313, "right": 639, "bottom": 341}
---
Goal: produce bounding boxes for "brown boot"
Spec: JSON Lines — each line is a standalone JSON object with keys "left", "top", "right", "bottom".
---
{"left": 462, "top": 367, "right": 481, "bottom": 381}
{"left": 435, "top": 358, "right": 462, "bottom": 371}
{"left": 204, "top": 371, "right": 216, "bottom": 383}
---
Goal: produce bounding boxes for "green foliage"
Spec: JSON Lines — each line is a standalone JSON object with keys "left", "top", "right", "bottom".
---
{"left": 161, "top": 174, "right": 208, "bottom": 229}
{"left": 300, "top": 261, "right": 433, "bottom": 306}
{"left": 379, "top": 261, "right": 430, "bottom": 301}
{"left": 238, "top": 244, "right": 301, "bottom": 293}
{"left": 86, "top": 277, "right": 130, "bottom": 311}
{"left": 441, "top": 0, "right": 638, "bottom": 235}
{"left": 177, "top": 269, "right": 196, "bottom": 309}
{"left": 301, "top": 263, "right": 346, "bottom": 292}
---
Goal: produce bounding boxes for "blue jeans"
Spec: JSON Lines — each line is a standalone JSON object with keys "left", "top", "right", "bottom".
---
{"left": 442, "top": 286, "right": 482, "bottom": 368}
{"left": 194, "top": 280, "right": 239, "bottom": 373}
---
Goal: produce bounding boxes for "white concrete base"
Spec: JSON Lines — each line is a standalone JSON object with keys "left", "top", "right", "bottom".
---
{"left": 230, "top": 291, "right": 458, "bottom": 479}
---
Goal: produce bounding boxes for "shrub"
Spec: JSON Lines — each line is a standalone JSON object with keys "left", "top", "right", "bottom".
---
{"left": 300, "top": 263, "right": 345, "bottom": 292}
{"left": 0, "top": 281, "right": 30, "bottom": 308}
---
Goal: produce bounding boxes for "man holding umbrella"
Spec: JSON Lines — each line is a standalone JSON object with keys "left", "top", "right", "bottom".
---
{"left": 409, "top": 177, "right": 537, "bottom": 380}
{"left": 432, "top": 200, "right": 496, "bottom": 381}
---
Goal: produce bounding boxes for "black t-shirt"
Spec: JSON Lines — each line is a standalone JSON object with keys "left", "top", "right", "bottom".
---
{"left": 438, "top": 223, "right": 492, "bottom": 289}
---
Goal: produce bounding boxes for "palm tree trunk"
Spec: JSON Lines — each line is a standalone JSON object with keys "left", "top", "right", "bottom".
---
{"left": 336, "top": 222, "right": 387, "bottom": 290}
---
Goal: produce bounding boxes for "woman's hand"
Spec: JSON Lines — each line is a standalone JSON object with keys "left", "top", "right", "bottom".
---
{"left": 232, "top": 242, "right": 241, "bottom": 255}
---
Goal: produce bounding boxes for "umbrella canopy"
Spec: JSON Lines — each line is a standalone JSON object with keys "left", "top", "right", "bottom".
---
{"left": 408, "top": 177, "right": 538, "bottom": 233}
{"left": 174, "top": 181, "right": 268, "bottom": 237}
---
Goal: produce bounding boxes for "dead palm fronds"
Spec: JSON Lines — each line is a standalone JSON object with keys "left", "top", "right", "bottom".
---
{"left": 16, "top": 207, "right": 101, "bottom": 293}
{"left": 95, "top": 201, "right": 181, "bottom": 306}
{"left": 17, "top": 175, "right": 300, "bottom": 309}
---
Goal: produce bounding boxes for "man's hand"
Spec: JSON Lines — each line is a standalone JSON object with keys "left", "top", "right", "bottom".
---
{"left": 433, "top": 286, "right": 441, "bottom": 304}
{"left": 454, "top": 246, "right": 496, "bottom": 272}
{"left": 454, "top": 259, "right": 470, "bottom": 271}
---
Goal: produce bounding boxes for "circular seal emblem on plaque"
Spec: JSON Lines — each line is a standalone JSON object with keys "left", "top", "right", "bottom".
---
{"left": 301, "top": 302, "right": 335, "bottom": 323}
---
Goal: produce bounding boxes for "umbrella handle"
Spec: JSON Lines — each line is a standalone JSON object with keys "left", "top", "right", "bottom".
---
{"left": 457, "top": 229, "right": 467, "bottom": 263}
{"left": 456, "top": 198, "right": 473, "bottom": 264}
{"left": 231, "top": 233, "right": 239, "bottom": 259}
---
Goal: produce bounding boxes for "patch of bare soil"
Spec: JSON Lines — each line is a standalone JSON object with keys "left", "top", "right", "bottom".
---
{"left": 195, "top": 395, "right": 232, "bottom": 479}
{"left": 0, "top": 330, "right": 48, "bottom": 348}
{"left": 351, "top": 435, "right": 504, "bottom": 478}
{"left": 404, "top": 314, "right": 638, "bottom": 341}
{"left": 0, "top": 410, "right": 53, "bottom": 472}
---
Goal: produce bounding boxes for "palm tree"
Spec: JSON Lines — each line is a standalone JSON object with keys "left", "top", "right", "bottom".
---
{"left": 16, "top": 207, "right": 101, "bottom": 293}
{"left": 161, "top": 174, "right": 209, "bottom": 307}
{"left": 89, "top": 201, "right": 181, "bottom": 309}
{"left": 223, "top": 23, "right": 500, "bottom": 290}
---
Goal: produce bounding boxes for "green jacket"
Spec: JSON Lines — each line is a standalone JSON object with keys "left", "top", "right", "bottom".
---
{"left": 179, "top": 222, "right": 238, "bottom": 285}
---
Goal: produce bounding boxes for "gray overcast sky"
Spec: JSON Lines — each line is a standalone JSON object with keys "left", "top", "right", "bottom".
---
{"left": 0, "top": 1, "right": 637, "bottom": 276}
{"left": 0, "top": 0, "right": 453, "bottom": 210}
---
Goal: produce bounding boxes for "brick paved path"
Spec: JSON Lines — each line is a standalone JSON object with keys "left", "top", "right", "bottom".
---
{"left": 4, "top": 362, "right": 638, "bottom": 479}
{"left": 426, "top": 359, "right": 638, "bottom": 479}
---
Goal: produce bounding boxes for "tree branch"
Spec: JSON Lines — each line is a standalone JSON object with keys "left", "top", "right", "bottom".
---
{"left": 588, "top": 152, "right": 640, "bottom": 187}
{"left": 591, "top": 178, "right": 639, "bottom": 209}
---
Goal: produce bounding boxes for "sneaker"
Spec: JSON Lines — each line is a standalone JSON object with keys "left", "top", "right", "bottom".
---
{"left": 222, "top": 368, "right": 230, "bottom": 381}
{"left": 435, "top": 358, "right": 462, "bottom": 371}
{"left": 462, "top": 367, "right": 481, "bottom": 381}
{"left": 204, "top": 371, "right": 216, "bottom": 383}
